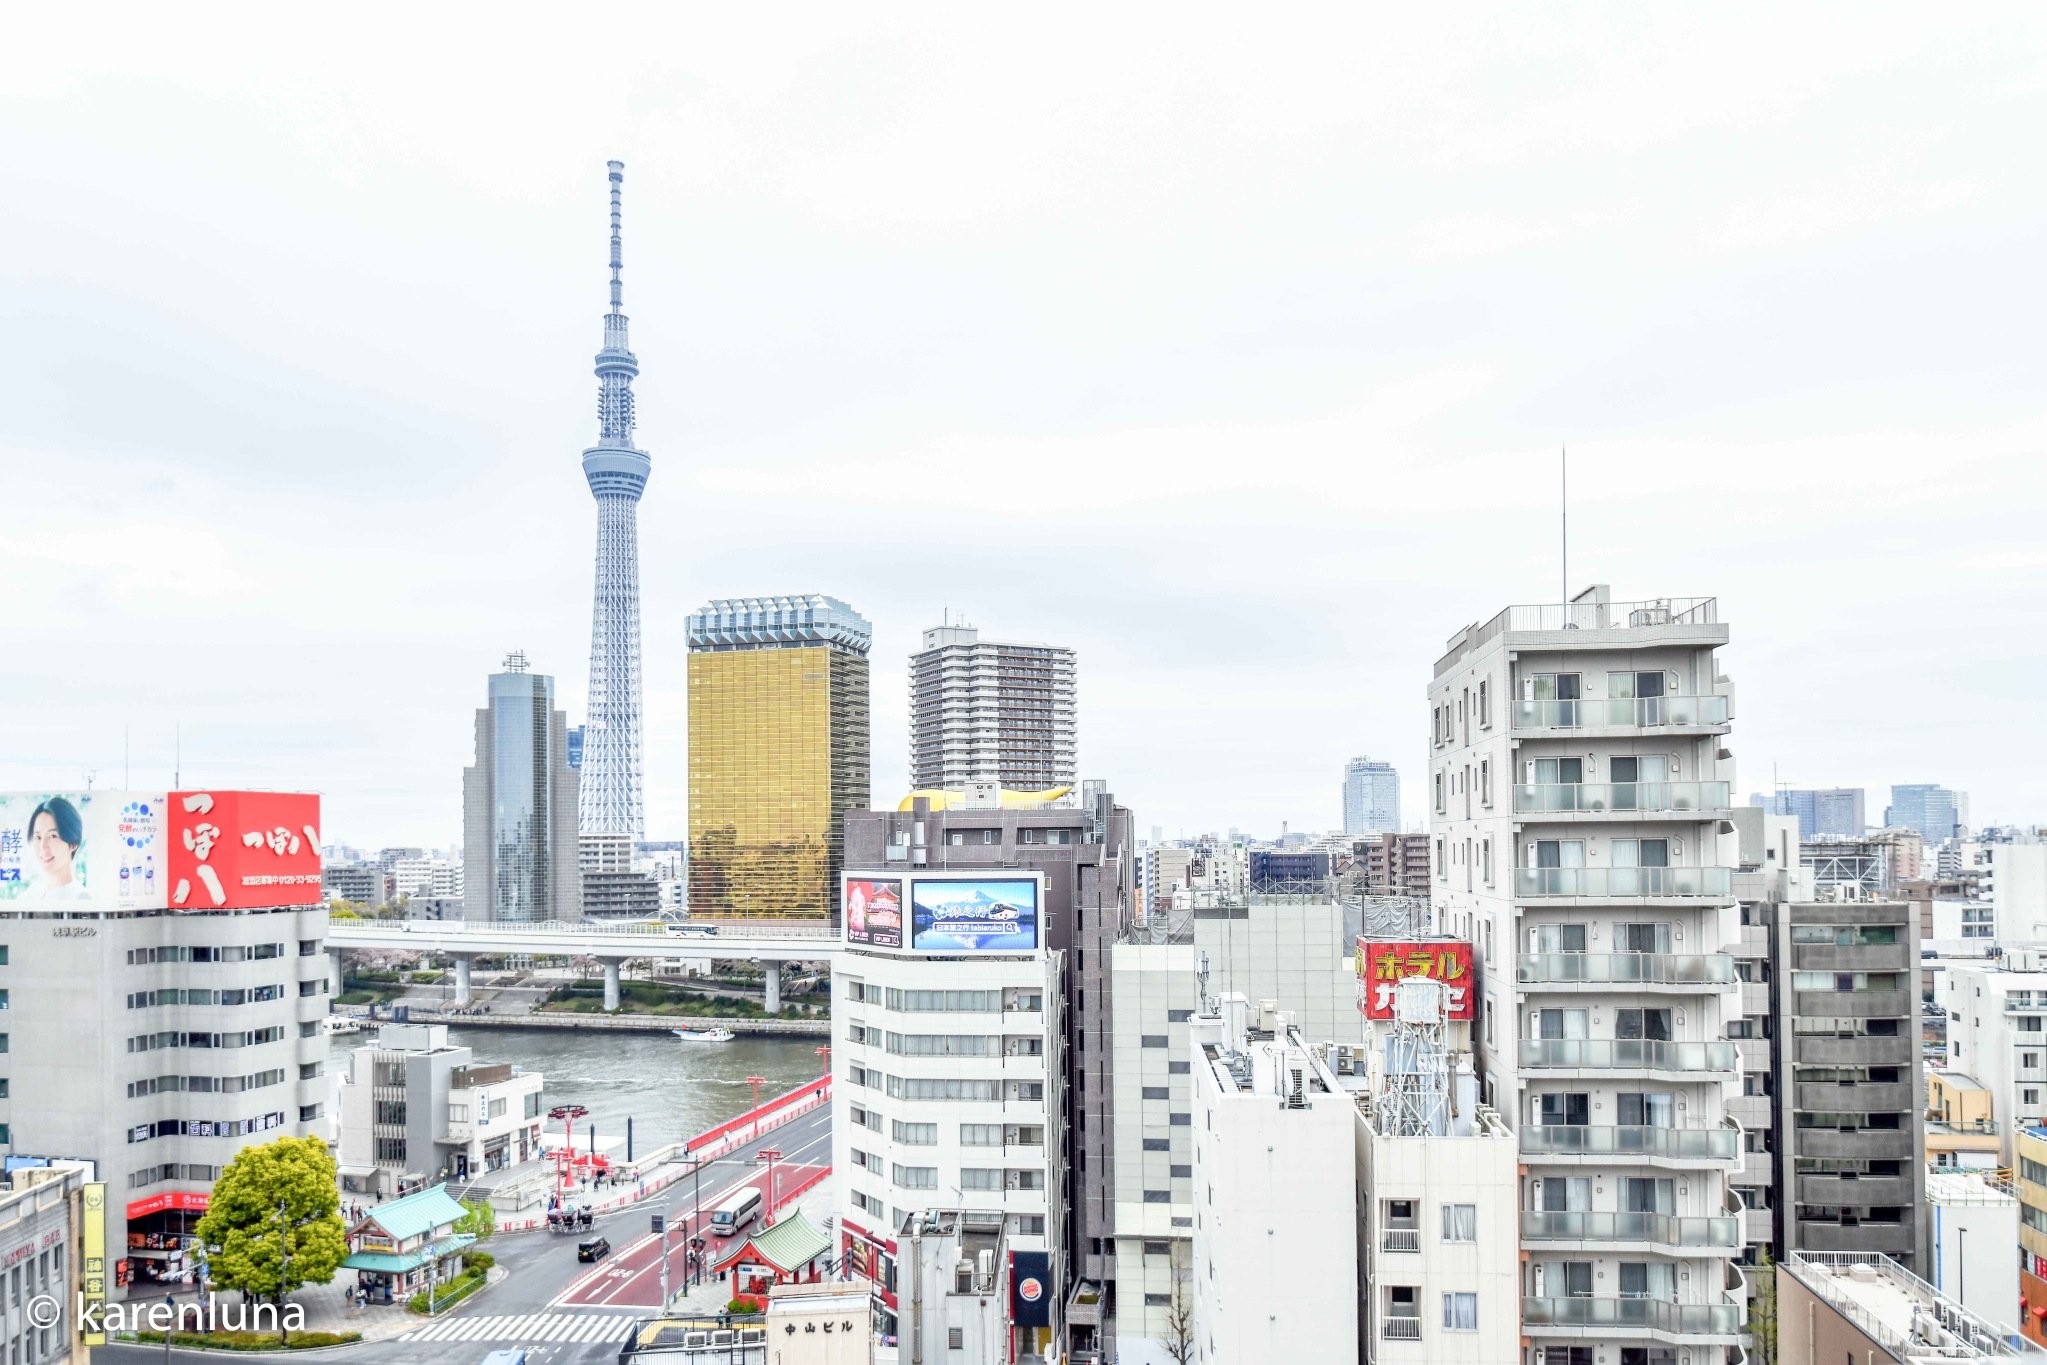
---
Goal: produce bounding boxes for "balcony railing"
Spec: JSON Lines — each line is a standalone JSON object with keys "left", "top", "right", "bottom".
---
{"left": 1517, "top": 867, "right": 1733, "bottom": 897}
{"left": 1522, "top": 1296, "right": 1742, "bottom": 1336}
{"left": 1521, "top": 1123, "right": 1740, "bottom": 1162}
{"left": 1521, "top": 1211, "right": 1740, "bottom": 1248}
{"left": 1925, "top": 1117, "right": 1998, "bottom": 1135}
{"left": 1381, "top": 1317, "right": 1422, "bottom": 1341}
{"left": 1519, "top": 1039, "right": 1738, "bottom": 1073}
{"left": 1381, "top": 1229, "right": 1420, "bottom": 1252}
{"left": 1518, "top": 953, "right": 1736, "bottom": 985}
{"left": 1513, "top": 695, "right": 1729, "bottom": 730}
{"left": 1515, "top": 782, "right": 1731, "bottom": 814}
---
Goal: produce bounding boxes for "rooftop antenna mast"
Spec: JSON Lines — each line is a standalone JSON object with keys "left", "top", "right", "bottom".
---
{"left": 1561, "top": 445, "right": 1568, "bottom": 605}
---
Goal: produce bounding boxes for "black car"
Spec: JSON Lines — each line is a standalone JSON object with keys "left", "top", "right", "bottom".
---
{"left": 577, "top": 1237, "right": 611, "bottom": 1263}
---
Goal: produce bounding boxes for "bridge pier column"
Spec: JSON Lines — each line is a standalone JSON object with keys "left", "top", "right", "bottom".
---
{"left": 453, "top": 954, "right": 473, "bottom": 1006}
{"left": 602, "top": 958, "right": 622, "bottom": 1012}
{"left": 764, "top": 961, "right": 782, "bottom": 1016}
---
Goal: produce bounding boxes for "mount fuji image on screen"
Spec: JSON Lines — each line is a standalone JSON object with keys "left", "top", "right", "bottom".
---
{"left": 910, "top": 878, "right": 1039, "bottom": 952}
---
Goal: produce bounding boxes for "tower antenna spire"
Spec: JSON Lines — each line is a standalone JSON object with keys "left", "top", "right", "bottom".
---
{"left": 608, "top": 159, "right": 624, "bottom": 314}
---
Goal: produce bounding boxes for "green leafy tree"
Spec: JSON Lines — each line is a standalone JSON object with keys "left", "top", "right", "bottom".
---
{"left": 1747, "top": 1248, "right": 1778, "bottom": 1365}
{"left": 456, "top": 1199, "right": 496, "bottom": 1241}
{"left": 195, "top": 1135, "right": 348, "bottom": 1325}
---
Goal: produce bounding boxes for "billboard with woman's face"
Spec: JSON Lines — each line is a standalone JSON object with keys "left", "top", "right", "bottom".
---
{"left": 0, "top": 791, "right": 167, "bottom": 908}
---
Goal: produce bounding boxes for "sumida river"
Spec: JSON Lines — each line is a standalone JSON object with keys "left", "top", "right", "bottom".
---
{"left": 446, "top": 1026, "right": 829, "bottom": 1152}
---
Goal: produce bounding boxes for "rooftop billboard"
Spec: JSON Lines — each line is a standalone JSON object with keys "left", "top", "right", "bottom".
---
{"left": 843, "top": 876, "right": 904, "bottom": 949}
{"left": 841, "top": 870, "right": 1044, "bottom": 954}
{"left": 167, "top": 791, "right": 322, "bottom": 909}
{"left": 1356, "top": 938, "right": 1475, "bottom": 1020}
{"left": 0, "top": 791, "right": 168, "bottom": 909}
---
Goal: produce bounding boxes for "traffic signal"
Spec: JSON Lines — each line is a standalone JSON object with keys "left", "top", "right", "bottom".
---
{"left": 652, "top": 1213, "right": 665, "bottom": 1234}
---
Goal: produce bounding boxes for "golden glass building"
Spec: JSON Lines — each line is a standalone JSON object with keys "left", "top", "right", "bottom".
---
{"left": 687, "top": 595, "right": 871, "bottom": 920}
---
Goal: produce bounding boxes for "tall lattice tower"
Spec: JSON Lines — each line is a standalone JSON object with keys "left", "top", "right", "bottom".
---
{"left": 578, "top": 160, "right": 650, "bottom": 839}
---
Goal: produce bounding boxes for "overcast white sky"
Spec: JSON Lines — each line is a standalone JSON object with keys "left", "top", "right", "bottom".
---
{"left": 4, "top": 8, "right": 2046, "bottom": 849}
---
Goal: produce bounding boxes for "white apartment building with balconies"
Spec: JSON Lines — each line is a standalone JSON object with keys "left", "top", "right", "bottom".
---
{"left": 833, "top": 936, "right": 1066, "bottom": 1349}
{"left": 1429, "top": 586, "right": 1746, "bottom": 1365}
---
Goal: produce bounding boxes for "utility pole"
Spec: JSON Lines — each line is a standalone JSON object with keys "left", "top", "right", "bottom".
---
{"left": 277, "top": 1198, "right": 290, "bottom": 1347}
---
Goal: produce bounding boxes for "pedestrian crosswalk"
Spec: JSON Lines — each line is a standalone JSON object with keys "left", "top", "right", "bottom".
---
{"left": 400, "top": 1312, "right": 640, "bottom": 1344}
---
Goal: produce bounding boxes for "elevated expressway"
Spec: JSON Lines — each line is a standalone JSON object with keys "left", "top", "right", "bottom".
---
{"left": 324, "top": 918, "right": 840, "bottom": 1012}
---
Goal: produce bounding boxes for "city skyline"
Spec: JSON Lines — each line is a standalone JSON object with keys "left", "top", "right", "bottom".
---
{"left": 7, "top": 14, "right": 2047, "bottom": 846}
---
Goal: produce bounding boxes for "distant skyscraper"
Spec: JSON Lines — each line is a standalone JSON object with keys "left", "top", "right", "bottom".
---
{"left": 1760, "top": 787, "right": 1865, "bottom": 839}
{"left": 462, "top": 652, "right": 581, "bottom": 922}
{"left": 1887, "top": 784, "right": 1968, "bottom": 844}
{"left": 907, "top": 620, "right": 1076, "bottom": 792}
{"left": 578, "top": 160, "right": 649, "bottom": 841}
{"left": 1342, "top": 755, "right": 1400, "bottom": 835}
{"left": 687, "top": 596, "right": 871, "bottom": 919}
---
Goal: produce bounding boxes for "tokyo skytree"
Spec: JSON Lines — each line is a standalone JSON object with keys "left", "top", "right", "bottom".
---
{"left": 578, "top": 160, "right": 650, "bottom": 839}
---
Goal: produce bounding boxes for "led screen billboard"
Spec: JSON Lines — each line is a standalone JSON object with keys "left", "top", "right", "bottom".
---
{"left": 909, "top": 876, "right": 1040, "bottom": 953}
{"left": 1357, "top": 939, "right": 1475, "bottom": 1019}
{"left": 0, "top": 791, "right": 168, "bottom": 908}
{"left": 843, "top": 876, "right": 904, "bottom": 948}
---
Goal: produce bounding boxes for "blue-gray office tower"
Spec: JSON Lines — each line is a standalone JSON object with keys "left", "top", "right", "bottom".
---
{"left": 1886, "top": 784, "right": 1968, "bottom": 844}
{"left": 579, "top": 160, "right": 650, "bottom": 840}
{"left": 1343, "top": 755, "right": 1400, "bottom": 835}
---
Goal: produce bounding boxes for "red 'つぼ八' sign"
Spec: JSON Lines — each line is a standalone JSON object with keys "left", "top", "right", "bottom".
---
{"left": 126, "top": 1190, "right": 209, "bottom": 1220}
{"left": 1357, "top": 940, "right": 1475, "bottom": 1020}
{"left": 167, "top": 791, "right": 322, "bottom": 910}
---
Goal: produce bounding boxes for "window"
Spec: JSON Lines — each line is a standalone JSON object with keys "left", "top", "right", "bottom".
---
{"left": 891, "top": 1165, "right": 937, "bottom": 1189}
{"left": 1791, "top": 972, "right": 1902, "bottom": 992}
{"left": 887, "top": 989, "right": 1000, "bottom": 1012}
{"left": 1141, "top": 1035, "right": 1168, "bottom": 1048}
{"left": 893, "top": 1122, "right": 937, "bottom": 1145}
{"left": 1434, "top": 771, "right": 1445, "bottom": 813}
{"left": 886, "top": 1034, "right": 996, "bottom": 1056}
{"left": 1441, "top": 1204, "right": 1476, "bottom": 1241}
{"left": 1142, "top": 1137, "right": 1169, "bottom": 1152}
{"left": 960, "top": 1169, "right": 1002, "bottom": 1191}
{"left": 1142, "top": 1086, "right": 1169, "bottom": 1100}
{"left": 1478, "top": 678, "right": 1491, "bottom": 727}
{"left": 1008, "top": 1170, "right": 1045, "bottom": 1191}
{"left": 1482, "top": 838, "right": 1493, "bottom": 886}
{"left": 960, "top": 1124, "right": 1002, "bottom": 1146}
{"left": 1442, "top": 1293, "right": 1477, "bottom": 1331}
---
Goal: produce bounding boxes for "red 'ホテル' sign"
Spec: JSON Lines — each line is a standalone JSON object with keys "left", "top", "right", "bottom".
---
{"left": 1356, "top": 939, "right": 1475, "bottom": 1020}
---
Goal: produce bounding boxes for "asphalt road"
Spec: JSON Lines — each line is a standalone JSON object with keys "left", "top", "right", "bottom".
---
{"left": 98, "top": 1102, "right": 834, "bottom": 1365}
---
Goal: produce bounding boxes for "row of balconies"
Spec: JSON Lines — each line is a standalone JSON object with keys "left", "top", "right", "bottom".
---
{"left": 1512, "top": 695, "right": 1730, "bottom": 731}
{"left": 1521, "top": 1296, "right": 1743, "bottom": 1340}
{"left": 1519, "top": 1208, "right": 1743, "bottom": 1253}
{"left": 1520, "top": 1120, "right": 1741, "bottom": 1168}
{"left": 1517, "top": 868, "right": 1733, "bottom": 898}
{"left": 1519, "top": 1039, "right": 1737, "bottom": 1077}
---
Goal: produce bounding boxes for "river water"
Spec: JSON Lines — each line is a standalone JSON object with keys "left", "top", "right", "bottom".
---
{"left": 446, "top": 1026, "right": 827, "bottom": 1153}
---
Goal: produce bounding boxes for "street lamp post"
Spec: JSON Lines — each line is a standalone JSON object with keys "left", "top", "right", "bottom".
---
{"left": 758, "top": 1149, "right": 783, "bottom": 1228}
{"left": 691, "top": 1154, "right": 705, "bottom": 1288}
{"left": 277, "top": 1198, "right": 291, "bottom": 1348}
{"left": 814, "top": 1044, "right": 830, "bottom": 1077}
{"left": 746, "top": 1076, "right": 766, "bottom": 1137}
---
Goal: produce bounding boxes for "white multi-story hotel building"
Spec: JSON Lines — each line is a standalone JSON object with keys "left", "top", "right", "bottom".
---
{"left": 832, "top": 879, "right": 1066, "bottom": 1355}
{"left": 1429, "top": 587, "right": 1747, "bottom": 1365}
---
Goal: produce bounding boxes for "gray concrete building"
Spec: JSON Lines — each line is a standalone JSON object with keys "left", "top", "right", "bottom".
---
{"left": 2, "top": 901, "right": 333, "bottom": 1292}
{"left": 335, "top": 1024, "right": 545, "bottom": 1196}
{"left": 907, "top": 623, "right": 1077, "bottom": 793}
{"left": 1768, "top": 894, "right": 1928, "bottom": 1270}
{"left": 462, "top": 652, "right": 581, "bottom": 923}
{"left": 843, "top": 787, "right": 1131, "bottom": 1362}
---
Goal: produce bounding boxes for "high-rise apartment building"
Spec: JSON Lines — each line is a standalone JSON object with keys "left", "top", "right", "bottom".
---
{"left": 1430, "top": 586, "right": 1746, "bottom": 1365}
{"left": 908, "top": 623, "right": 1076, "bottom": 793}
{"left": 1350, "top": 831, "right": 1434, "bottom": 898}
{"left": 462, "top": 653, "right": 581, "bottom": 922}
{"left": 577, "top": 161, "right": 650, "bottom": 842}
{"left": 1887, "top": 784, "right": 1969, "bottom": 845}
{"left": 688, "top": 596, "right": 871, "bottom": 919}
{"left": 1343, "top": 755, "right": 1400, "bottom": 835}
